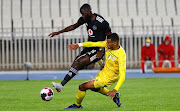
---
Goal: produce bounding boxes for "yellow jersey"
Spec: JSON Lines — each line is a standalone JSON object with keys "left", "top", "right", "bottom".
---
{"left": 81, "top": 41, "right": 126, "bottom": 91}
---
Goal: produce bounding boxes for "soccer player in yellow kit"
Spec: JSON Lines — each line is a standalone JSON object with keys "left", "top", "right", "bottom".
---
{"left": 65, "top": 33, "right": 126, "bottom": 109}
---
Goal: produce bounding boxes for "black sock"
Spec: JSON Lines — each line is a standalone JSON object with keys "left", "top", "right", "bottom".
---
{"left": 61, "top": 67, "right": 78, "bottom": 86}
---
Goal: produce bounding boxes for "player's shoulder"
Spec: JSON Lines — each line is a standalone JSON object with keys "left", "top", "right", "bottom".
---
{"left": 118, "top": 46, "right": 126, "bottom": 56}
{"left": 95, "top": 13, "right": 108, "bottom": 24}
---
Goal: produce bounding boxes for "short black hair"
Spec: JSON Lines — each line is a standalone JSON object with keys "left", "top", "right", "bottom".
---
{"left": 80, "top": 4, "right": 91, "bottom": 14}
{"left": 107, "top": 33, "right": 119, "bottom": 42}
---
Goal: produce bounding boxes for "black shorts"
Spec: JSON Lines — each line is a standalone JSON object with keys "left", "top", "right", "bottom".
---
{"left": 75, "top": 47, "right": 104, "bottom": 65}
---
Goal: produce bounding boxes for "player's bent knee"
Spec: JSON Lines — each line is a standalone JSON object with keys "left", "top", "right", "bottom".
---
{"left": 79, "top": 84, "right": 85, "bottom": 91}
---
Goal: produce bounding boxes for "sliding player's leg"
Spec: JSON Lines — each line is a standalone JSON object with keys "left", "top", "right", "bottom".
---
{"left": 65, "top": 80, "right": 95, "bottom": 109}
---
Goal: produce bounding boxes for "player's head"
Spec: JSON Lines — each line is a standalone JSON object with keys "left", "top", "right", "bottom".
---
{"left": 80, "top": 4, "right": 92, "bottom": 22}
{"left": 107, "top": 33, "right": 119, "bottom": 50}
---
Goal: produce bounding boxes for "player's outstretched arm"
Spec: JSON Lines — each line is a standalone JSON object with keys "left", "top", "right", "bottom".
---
{"left": 48, "top": 22, "right": 80, "bottom": 38}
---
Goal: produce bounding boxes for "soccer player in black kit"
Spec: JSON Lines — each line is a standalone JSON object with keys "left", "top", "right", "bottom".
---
{"left": 49, "top": 4, "right": 112, "bottom": 92}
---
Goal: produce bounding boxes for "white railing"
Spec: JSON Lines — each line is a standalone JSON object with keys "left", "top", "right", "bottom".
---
{"left": 0, "top": 26, "right": 180, "bottom": 70}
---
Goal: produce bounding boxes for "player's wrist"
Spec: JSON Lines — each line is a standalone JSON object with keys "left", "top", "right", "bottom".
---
{"left": 77, "top": 43, "right": 83, "bottom": 47}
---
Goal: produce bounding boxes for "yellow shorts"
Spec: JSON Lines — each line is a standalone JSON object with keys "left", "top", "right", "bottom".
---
{"left": 94, "top": 70, "right": 118, "bottom": 89}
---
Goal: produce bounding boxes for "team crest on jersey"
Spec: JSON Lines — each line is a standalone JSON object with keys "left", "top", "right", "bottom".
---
{"left": 112, "top": 57, "right": 115, "bottom": 61}
{"left": 107, "top": 54, "right": 111, "bottom": 59}
{"left": 88, "top": 29, "right": 93, "bottom": 36}
{"left": 92, "top": 25, "right": 97, "bottom": 30}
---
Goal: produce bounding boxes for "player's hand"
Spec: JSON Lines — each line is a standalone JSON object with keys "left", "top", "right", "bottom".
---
{"left": 48, "top": 32, "right": 60, "bottom": 38}
{"left": 108, "top": 89, "right": 117, "bottom": 99}
{"left": 96, "top": 49, "right": 104, "bottom": 58}
{"left": 68, "top": 44, "right": 79, "bottom": 50}
{"left": 159, "top": 49, "right": 163, "bottom": 53}
{"left": 146, "top": 56, "right": 150, "bottom": 60}
{"left": 165, "top": 55, "right": 169, "bottom": 59}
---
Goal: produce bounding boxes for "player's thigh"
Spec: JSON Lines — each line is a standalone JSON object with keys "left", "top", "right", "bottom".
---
{"left": 94, "top": 72, "right": 107, "bottom": 89}
{"left": 72, "top": 54, "right": 90, "bottom": 68}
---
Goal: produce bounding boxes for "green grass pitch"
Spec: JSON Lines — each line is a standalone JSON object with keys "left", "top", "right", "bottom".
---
{"left": 0, "top": 78, "right": 180, "bottom": 111}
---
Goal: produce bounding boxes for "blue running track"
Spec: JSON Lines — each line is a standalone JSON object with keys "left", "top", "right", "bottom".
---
{"left": 0, "top": 69, "right": 180, "bottom": 80}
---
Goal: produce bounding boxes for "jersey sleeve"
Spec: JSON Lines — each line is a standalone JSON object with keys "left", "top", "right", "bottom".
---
{"left": 77, "top": 17, "right": 86, "bottom": 25}
{"left": 114, "top": 50, "right": 126, "bottom": 91}
{"left": 81, "top": 41, "right": 106, "bottom": 47}
{"left": 102, "top": 20, "right": 111, "bottom": 35}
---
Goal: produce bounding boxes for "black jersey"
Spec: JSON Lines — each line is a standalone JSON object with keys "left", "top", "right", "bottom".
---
{"left": 77, "top": 13, "right": 111, "bottom": 42}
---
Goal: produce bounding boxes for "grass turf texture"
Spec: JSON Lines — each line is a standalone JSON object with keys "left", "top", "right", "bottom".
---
{"left": 0, "top": 78, "right": 180, "bottom": 111}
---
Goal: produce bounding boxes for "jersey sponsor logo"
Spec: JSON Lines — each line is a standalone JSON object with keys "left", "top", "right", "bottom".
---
{"left": 96, "top": 16, "right": 104, "bottom": 23}
{"left": 107, "top": 54, "right": 111, "bottom": 59}
{"left": 92, "top": 25, "right": 97, "bottom": 30}
{"left": 88, "top": 29, "right": 94, "bottom": 37}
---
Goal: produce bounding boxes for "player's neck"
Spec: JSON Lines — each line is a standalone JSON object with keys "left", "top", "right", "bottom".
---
{"left": 113, "top": 45, "right": 120, "bottom": 50}
{"left": 91, "top": 14, "right": 96, "bottom": 21}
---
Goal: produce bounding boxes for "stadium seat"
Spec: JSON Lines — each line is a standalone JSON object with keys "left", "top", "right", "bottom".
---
{"left": 173, "top": 16, "right": 180, "bottom": 35}
{"left": 0, "top": 0, "right": 2, "bottom": 37}
{"left": 112, "top": 17, "right": 123, "bottom": 36}
{"left": 23, "top": 18, "right": 33, "bottom": 37}
{"left": 137, "top": 0, "right": 147, "bottom": 16}
{"left": 50, "top": 0, "right": 60, "bottom": 18}
{"left": 42, "top": 18, "right": 52, "bottom": 38}
{"left": 144, "top": 60, "right": 154, "bottom": 72}
{"left": 153, "top": 17, "right": 163, "bottom": 36}
{"left": 143, "top": 17, "right": 153, "bottom": 36}
{"left": 166, "top": 0, "right": 176, "bottom": 16}
{"left": 13, "top": 19, "right": 23, "bottom": 37}
{"left": 173, "top": 16, "right": 180, "bottom": 26}
{"left": 127, "top": 0, "right": 137, "bottom": 17}
{"left": 32, "top": 18, "right": 43, "bottom": 37}
{"left": 22, "top": 0, "right": 31, "bottom": 18}
{"left": 53, "top": 17, "right": 63, "bottom": 30}
{"left": 122, "top": 17, "right": 132, "bottom": 36}
{"left": 147, "top": 0, "right": 157, "bottom": 16}
{"left": 162, "top": 60, "right": 171, "bottom": 68}
{"left": 12, "top": 0, "right": 21, "bottom": 19}
{"left": 156, "top": 0, "right": 166, "bottom": 16}
{"left": 32, "top": 0, "right": 41, "bottom": 18}
{"left": 133, "top": 17, "right": 143, "bottom": 36}
{"left": 2, "top": 0, "right": 12, "bottom": 38}
{"left": 79, "top": 0, "right": 89, "bottom": 7}
{"left": 109, "top": 0, "right": 118, "bottom": 17}
{"left": 162, "top": 17, "right": 173, "bottom": 35}
{"left": 176, "top": 0, "right": 180, "bottom": 15}
{"left": 41, "top": 0, "right": 50, "bottom": 18}
{"left": 70, "top": 0, "right": 79, "bottom": 19}
{"left": 89, "top": 0, "right": 98, "bottom": 14}
{"left": 99, "top": 0, "right": 109, "bottom": 17}
{"left": 118, "top": 0, "right": 128, "bottom": 17}
{"left": 61, "top": 0, "right": 70, "bottom": 18}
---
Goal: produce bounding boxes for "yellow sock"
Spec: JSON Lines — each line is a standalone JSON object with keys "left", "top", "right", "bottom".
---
{"left": 75, "top": 90, "right": 86, "bottom": 106}
{"left": 98, "top": 87, "right": 109, "bottom": 96}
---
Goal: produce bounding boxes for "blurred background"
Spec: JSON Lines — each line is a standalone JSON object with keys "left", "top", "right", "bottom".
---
{"left": 0, "top": 0, "right": 180, "bottom": 71}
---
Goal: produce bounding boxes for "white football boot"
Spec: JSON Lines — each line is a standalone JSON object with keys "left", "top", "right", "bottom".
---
{"left": 51, "top": 82, "right": 63, "bottom": 92}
